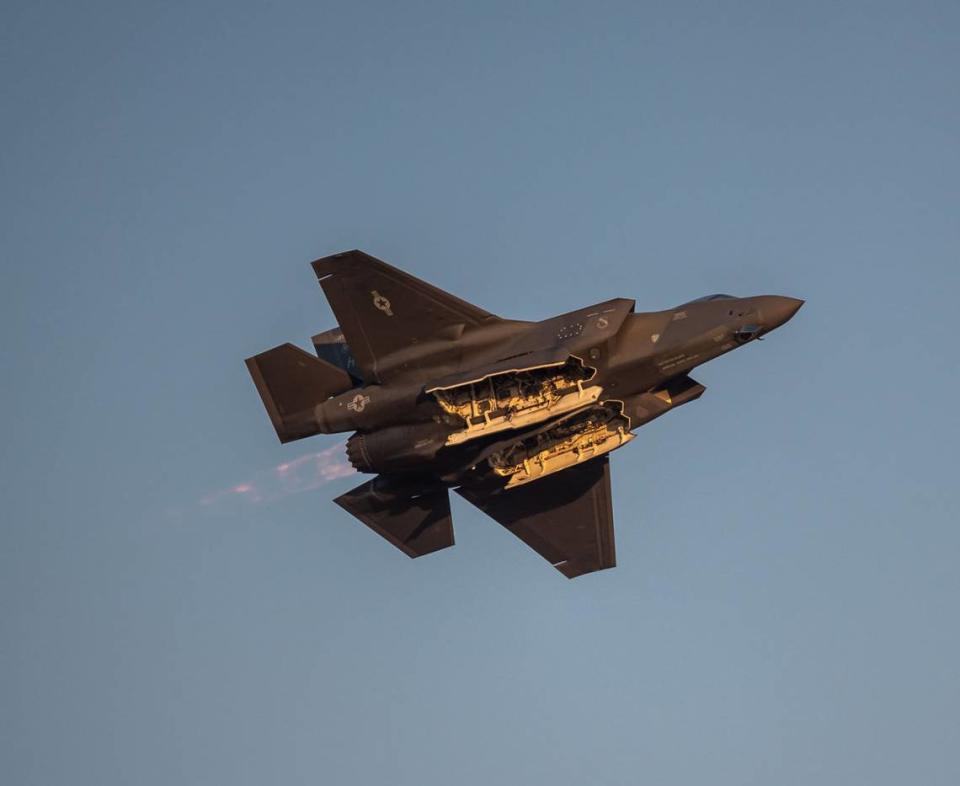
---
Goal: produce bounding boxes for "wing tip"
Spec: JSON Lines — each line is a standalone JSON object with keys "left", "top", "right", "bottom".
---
{"left": 556, "top": 558, "right": 617, "bottom": 579}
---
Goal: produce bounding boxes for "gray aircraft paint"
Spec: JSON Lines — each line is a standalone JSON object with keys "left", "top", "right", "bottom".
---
{"left": 246, "top": 250, "right": 802, "bottom": 577}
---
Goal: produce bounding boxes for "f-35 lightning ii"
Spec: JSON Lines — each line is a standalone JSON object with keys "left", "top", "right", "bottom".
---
{"left": 245, "top": 250, "right": 803, "bottom": 578}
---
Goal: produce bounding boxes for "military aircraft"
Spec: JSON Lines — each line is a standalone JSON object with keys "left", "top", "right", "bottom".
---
{"left": 246, "top": 250, "right": 802, "bottom": 578}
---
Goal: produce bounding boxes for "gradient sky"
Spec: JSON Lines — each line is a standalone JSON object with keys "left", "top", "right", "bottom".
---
{"left": 2, "top": 2, "right": 959, "bottom": 784}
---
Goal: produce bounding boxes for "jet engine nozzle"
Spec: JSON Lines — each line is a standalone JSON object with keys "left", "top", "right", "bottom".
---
{"left": 346, "top": 423, "right": 454, "bottom": 474}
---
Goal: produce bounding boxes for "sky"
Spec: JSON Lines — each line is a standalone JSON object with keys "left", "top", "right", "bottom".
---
{"left": 2, "top": 1, "right": 959, "bottom": 784}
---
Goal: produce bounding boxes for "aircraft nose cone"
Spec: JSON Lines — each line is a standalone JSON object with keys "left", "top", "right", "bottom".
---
{"left": 761, "top": 296, "right": 804, "bottom": 333}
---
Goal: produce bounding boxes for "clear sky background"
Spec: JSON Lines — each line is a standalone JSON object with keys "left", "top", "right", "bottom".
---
{"left": 2, "top": 2, "right": 959, "bottom": 784}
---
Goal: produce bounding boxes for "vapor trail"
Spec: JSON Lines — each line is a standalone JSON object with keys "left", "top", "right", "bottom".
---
{"left": 200, "top": 442, "right": 355, "bottom": 506}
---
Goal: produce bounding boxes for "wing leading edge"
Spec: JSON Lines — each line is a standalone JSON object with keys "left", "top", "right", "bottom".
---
{"left": 456, "top": 457, "right": 616, "bottom": 578}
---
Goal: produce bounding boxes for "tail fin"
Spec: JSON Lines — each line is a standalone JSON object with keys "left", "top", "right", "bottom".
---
{"left": 245, "top": 343, "right": 354, "bottom": 443}
{"left": 311, "top": 326, "right": 362, "bottom": 383}
{"left": 311, "top": 250, "right": 499, "bottom": 383}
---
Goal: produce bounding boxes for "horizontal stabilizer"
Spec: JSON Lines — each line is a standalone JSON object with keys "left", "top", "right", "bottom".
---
{"left": 245, "top": 343, "right": 354, "bottom": 443}
{"left": 456, "top": 456, "right": 615, "bottom": 578}
{"left": 335, "top": 475, "right": 454, "bottom": 558}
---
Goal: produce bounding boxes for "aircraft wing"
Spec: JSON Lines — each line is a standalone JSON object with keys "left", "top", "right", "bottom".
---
{"left": 456, "top": 456, "right": 616, "bottom": 578}
{"left": 311, "top": 250, "right": 499, "bottom": 383}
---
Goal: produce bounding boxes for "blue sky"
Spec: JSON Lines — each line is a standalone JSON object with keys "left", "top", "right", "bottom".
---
{"left": 2, "top": 2, "right": 958, "bottom": 784}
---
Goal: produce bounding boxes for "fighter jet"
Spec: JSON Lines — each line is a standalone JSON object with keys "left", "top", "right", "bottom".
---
{"left": 246, "top": 250, "right": 803, "bottom": 578}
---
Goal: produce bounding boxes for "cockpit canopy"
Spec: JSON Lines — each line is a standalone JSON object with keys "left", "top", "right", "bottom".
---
{"left": 690, "top": 293, "right": 736, "bottom": 302}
